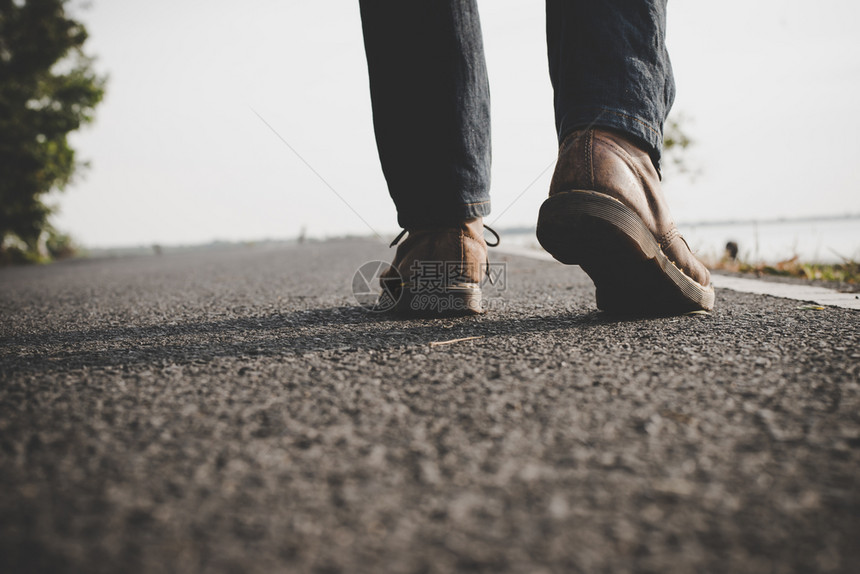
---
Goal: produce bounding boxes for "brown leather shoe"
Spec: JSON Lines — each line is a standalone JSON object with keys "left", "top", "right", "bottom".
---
{"left": 379, "top": 218, "right": 492, "bottom": 315}
{"left": 536, "top": 128, "right": 714, "bottom": 314}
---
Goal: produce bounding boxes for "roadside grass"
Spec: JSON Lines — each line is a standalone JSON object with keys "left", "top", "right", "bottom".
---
{"left": 709, "top": 255, "right": 860, "bottom": 284}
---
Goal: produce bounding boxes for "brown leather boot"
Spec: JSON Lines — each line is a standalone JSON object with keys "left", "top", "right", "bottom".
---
{"left": 536, "top": 127, "right": 714, "bottom": 314}
{"left": 379, "top": 218, "right": 491, "bottom": 315}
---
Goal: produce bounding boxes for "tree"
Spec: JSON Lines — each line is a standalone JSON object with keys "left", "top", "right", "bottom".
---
{"left": 0, "top": 0, "right": 106, "bottom": 261}
{"left": 663, "top": 113, "right": 700, "bottom": 180}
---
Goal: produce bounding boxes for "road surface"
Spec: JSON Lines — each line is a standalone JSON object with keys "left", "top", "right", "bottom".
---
{"left": 1, "top": 239, "right": 858, "bottom": 573}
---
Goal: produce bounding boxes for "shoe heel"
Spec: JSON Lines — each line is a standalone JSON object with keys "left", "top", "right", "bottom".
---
{"left": 537, "top": 190, "right": 658, "bottom": 264}
{"left": 536, "top": 190, "right": 715, "bottom": 313}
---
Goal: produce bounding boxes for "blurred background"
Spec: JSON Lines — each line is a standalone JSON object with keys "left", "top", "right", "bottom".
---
{"left": 8, "top": 0, "right": 860, "bottom": 263}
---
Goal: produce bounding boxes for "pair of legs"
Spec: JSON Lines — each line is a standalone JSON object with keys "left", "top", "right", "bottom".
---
{"left": 360, "top": 0, "right": 673, "bottom": 228}
{"left": 360, "top": 1, "right": 713, "bottom": 315}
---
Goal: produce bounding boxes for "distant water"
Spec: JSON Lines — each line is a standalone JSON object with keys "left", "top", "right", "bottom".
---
{"left": 682, "top": 217, "right": 860, "bottom": 263}
{"left": 502, "top": 216, "right": 860, "bottom": 264}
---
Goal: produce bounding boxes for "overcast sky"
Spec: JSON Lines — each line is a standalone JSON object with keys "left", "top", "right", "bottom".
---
{"left": 52, "top": 0, "right": 860, "bottom": 248}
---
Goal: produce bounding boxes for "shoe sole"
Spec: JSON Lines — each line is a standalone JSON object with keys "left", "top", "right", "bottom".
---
{"left": 536, "top": 190, "right": 715, "bottom": 314}
{"left": 382, "top": 283, "right": 484, "bottom": 317}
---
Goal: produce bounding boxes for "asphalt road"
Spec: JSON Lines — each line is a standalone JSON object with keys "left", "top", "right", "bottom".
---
{"left": 1, "top": 239, "right": 858, "bottom": 574}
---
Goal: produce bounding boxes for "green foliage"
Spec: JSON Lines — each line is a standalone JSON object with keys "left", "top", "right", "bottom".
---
{"left": 0, "top": 0, "right": 106, "bottom": 261}
{"left": 663, "top": 113, "right": 699, "bottom": 179}
{"left": 712, "top": 255, "right": 860, "bottom": 285}
{"left": 45, "top": 226, "right": 76, "bottom": 258}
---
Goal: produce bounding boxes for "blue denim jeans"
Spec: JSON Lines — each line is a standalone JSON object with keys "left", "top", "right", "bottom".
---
{"left": 360, "top": 0, "right": 674, "bottom": 229}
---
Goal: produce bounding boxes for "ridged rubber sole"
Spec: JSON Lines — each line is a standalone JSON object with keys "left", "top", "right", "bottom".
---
{"left": 536, "top": 190, "right": 715, "bottom": 314}
{"left": 381, "top": 281, "right": 484, "bottom": 317}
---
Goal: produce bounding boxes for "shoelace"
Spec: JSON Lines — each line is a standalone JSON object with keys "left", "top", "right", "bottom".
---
{"left": 389, "top": 224, "right": 500, "bottom": 248}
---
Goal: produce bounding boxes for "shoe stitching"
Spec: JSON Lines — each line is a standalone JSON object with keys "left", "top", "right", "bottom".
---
{"left": 659, "top": 230, "right": 712, "bottom": 288}
{"left": 657, "top": 228, "right": 681, "bottom": 251}
{"left": 592, "top": 132, "right": 652, "bottom": 204}
{"left": 586, "top": 128, "right": 595, "bottom": 188}
{"left": 459, "top": 228, "right": 465, "bottom": 276}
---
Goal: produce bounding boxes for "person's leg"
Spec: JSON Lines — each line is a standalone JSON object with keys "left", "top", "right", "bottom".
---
{"left": 538, "top": 0, "right": 714, "bottom": 314}
{"left": 359, "top": 0, "right": 491, "bottom": 229}
{"left": 360, "top": 1, "right": 493, "bottom": 315}
{"left": 546, "top": 0, "right": 674, "bottom": 170}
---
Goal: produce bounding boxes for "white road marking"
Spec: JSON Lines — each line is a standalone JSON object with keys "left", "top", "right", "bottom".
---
{"left": 709, "top": 275, "right": 860, "bottom": 310}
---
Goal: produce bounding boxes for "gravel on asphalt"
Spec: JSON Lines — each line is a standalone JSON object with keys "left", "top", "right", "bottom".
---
{"left": 1, "top": 239, "right": 858, "bottom": 573}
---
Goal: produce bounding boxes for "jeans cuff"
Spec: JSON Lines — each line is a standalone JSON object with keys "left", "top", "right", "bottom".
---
{"left": 397, "top": 199, "right": 491, "bottom": 229}
{"left": 557, "top": 106, "right": 664, "bottom": 172}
